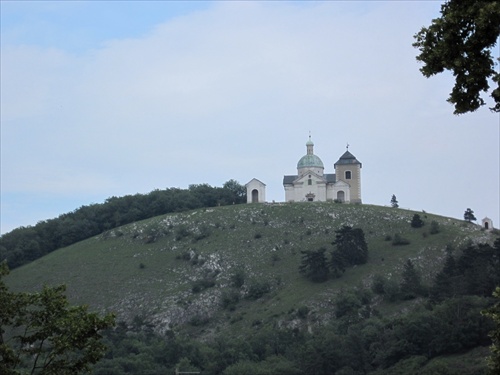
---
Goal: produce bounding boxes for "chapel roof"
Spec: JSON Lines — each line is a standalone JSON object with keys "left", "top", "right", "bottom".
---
{"left": 297, "top": 154, "right": 324, "bottom": 169}
{"left": 334, "top": 150, "right": 362, "bottom": 167}
{"left": 297, "top": 137, "right": 324, "bottom": 169}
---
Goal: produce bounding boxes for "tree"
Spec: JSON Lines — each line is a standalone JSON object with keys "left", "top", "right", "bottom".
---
{"left": 390, "top": 195, "right": 399, "bottom": 208}
{"left": 400, "top": 259, "right": 423, "bottom": 299}
{"left": 222, "top": 179, "right": 247, "bottom": 204}
{"left": 464, "top": 208, "right": 477, "bottom": 222}
{"left": 413, "top": 1, "right": 500, "bottom": 114}
{"left": 410, "top": 214, "right": 425, "bottom": 228}
{"left": 332, "top": 226, "right": 369, "bottom": 266}
{"left": 482, "top": 287, "right": 500, "bottom": 375}
{"left": 0, "top": 262, "right": 115, "bottom": 375}
{"left": 299, "top": 248, "right": 329, "bottom": 282}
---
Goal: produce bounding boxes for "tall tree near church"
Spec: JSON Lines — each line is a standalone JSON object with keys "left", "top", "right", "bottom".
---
{"left": 413, "top": 1, "right": 500, "bottom": 114}
{"left": 390, "top": 194, "right": 399, "bottom": 208}
{"left": 464, "top": 208, "right": 477, "bottom": 222}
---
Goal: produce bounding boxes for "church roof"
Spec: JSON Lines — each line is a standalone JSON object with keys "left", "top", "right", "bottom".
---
{"left": 283, "top": 173, "right": 336, "bottom": 185}
{"left": 334, "top": 150, "right": 362, "bottom": 167}
{"left": 297, "top": 154, "right": 324, "bottom": 169}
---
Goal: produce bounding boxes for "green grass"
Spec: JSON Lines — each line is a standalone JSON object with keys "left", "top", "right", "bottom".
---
{"left": 6, "top": 202, "right": 495, "bottom": 339}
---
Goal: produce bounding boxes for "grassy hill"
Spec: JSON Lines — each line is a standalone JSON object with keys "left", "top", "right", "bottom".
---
{"left": 6, "top": 202, "right": 494, "bottom": 340}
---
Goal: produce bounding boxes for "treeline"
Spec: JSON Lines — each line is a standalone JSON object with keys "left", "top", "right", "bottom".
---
{"left": 0, "top": 180, "right": 246, "bottom": 269}
{"left": 371, "top": 239, "right": 500, "bottom": 303}
{"left": 92, "top": 239, "right": 500, "bottom": 375}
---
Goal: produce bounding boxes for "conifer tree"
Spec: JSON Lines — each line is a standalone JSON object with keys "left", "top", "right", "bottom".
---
{"left": 410, "top": 214, "right": 425, "bottom": 228}
{"left": 400, "top": 259, "right": 422, "bottom": 299}
{"left": 464, "top": 208, "right": 477, "bottom": 222}
{"left": 390, "top": 195, "right": 399, "bottom": 208}
{"left": 299, "top": 248, "right": 329, "bottom": 283}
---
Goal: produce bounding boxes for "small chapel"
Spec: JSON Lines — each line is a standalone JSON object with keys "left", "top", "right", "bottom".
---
{"left": 283, "top": 136, "right": 362, "bottom": 203}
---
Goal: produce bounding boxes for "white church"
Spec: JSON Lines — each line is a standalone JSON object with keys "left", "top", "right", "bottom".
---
{"left": 246, "top": 136, "right": 362, "bottom": 204}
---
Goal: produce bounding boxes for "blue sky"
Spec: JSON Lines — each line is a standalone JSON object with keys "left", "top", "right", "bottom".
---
{"left": 1, "top": 1, "right": 499, "bottom": 234}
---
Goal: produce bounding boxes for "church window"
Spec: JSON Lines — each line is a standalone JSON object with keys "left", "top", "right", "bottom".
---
{"left": 308, "top": 179, "right": 312, "bottom": 185}
{"left": 345, "top": 171, "right": 352, "bottom": 179}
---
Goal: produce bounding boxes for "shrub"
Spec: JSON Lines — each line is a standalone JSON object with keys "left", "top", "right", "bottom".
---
{"left": 221, "top": 290, "right": 240, "bottom": 311}
{"left": 392, "top": 233, "right": 410, "bottom": 246}
{"left": 231, "top": 268, "right": 246, "bottom": 288}
{"left": 411, "top": 214, "right": 425, "bottom": 228}
{"left": 371, "top": 274, "right": 386, "bottom": 295}
{"left": 430, "top": 220, "right": 440, "bottom": 234}
{"left": 246, "top": 281, "right": 271, "bottom": 300}
{"left": 192, "top": 278, "right": 216, "bottom": 293}
{"left": 254, "top": 232, "right": 262, "bottom": 239}
{"left": 175, "top": 225, "right": 190, "bottom": 241}
{"left": 297, "top": 306, "right": 310, "bottom": 319}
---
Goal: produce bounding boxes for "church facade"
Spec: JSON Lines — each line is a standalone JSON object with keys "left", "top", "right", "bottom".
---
{"left": 283, "top": 137, "right": 362, "bottom": 203}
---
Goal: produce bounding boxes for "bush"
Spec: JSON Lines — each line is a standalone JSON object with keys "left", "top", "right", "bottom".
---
{"left": 371, "top": 274, "right": 386, "bottom": 295}
{"left": 411, "top": 214, "right": 425, "bottom": 228}
{"left": 192, "top": 278, "right": 216, "bottom": 293}
{"left": 246, "top": 281, "right": 271, "bottom": 300}
{"left": 297, "top": 306, "right": 310, "bottom": 319}
{"left": 221, "top": 290, "right": 240, "bottom": 311}
{"left": 392, "top": 233, "right": 410, "bottom": 246}
{"left": 175, "top": 225, "right": 190, "bottom": 241}
{"left": 430, "top": 220, "right": 440, "bottom": 234}
{"left": 231, "top": 268, "right": 246, "bottom": 288}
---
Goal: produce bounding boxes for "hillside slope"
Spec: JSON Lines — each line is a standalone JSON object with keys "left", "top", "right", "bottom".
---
{"left": 7, "top": 202, "right": 494, "bottom": 338}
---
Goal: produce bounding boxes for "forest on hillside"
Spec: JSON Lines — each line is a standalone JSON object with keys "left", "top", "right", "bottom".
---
{"left": 0, "top": 180, "right": 246, "bottom": 269}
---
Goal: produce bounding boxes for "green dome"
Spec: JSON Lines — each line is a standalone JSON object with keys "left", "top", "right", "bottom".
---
{"left": 297, "top": 154, "right": 324, "bottom": 169}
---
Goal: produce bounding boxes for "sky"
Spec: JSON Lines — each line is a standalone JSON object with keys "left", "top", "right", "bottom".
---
{"left": 1, "top": 0, "right": 499, "bottom": 235}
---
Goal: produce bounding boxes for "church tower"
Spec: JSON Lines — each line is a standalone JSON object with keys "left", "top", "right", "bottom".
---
{"left": 334, "top": 148, "right": 362, "bottom": 203}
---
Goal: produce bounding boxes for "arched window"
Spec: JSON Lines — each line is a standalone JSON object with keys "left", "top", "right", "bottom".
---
{"left": 345, "top": 171, "right": 352, "bottom": 179}
{"left": 308, "top": 178, "right": 312, "bottom": 185}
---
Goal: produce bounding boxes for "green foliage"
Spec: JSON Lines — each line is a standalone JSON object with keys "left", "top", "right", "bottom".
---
{"left": 0, "top": 180, "right": 247, "bottom": 269}
{"left": 430, "top": 220, "right": 440, "bottom": 234}
{"left": 230, "top": 267, "right": 246, "bottom": 288}
{"left": 411, "top": 214, "right": 425, "bottom": 228}
{"left": 296, "top": 306, "right": 310, "bottom": 319}
{"left": 482, "top": 287, "right": 500, "bottom": 375}
{"left": 413, "top": 1, "right": 500, "bottom": 114}
{"left": 371, "top": 274, "right": 386, "bottom": 295}
{"left": 221, "top": 290, "right": 240, "bottom": 311}
{"left": 246, "top": 281, "right": 271, "bottom": 300}
{"left": 175, "top": 225, "right": 191, "bottom": 241}
{"left": 400, "top": 259, "right": 423, "bottom": 299}
{"left": 392, "top": 233, "right": 410, "bottom": 246}
{"left": 332, "top": 226, "right": 368, "bottom": 266}
{"left": 192, "top": 277, "right": 216, "bottom": 293}
{"left": 390, "top": 194, "right": 399, "bottom": 208}
{"left": 0, "top": 262, "right": 115, "bottom": 375}
{"left": 464, "top": 208, "right": 477, "bottom": 222}
{"left": 299, "top": 248, "right": 329, "bottom": 283}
